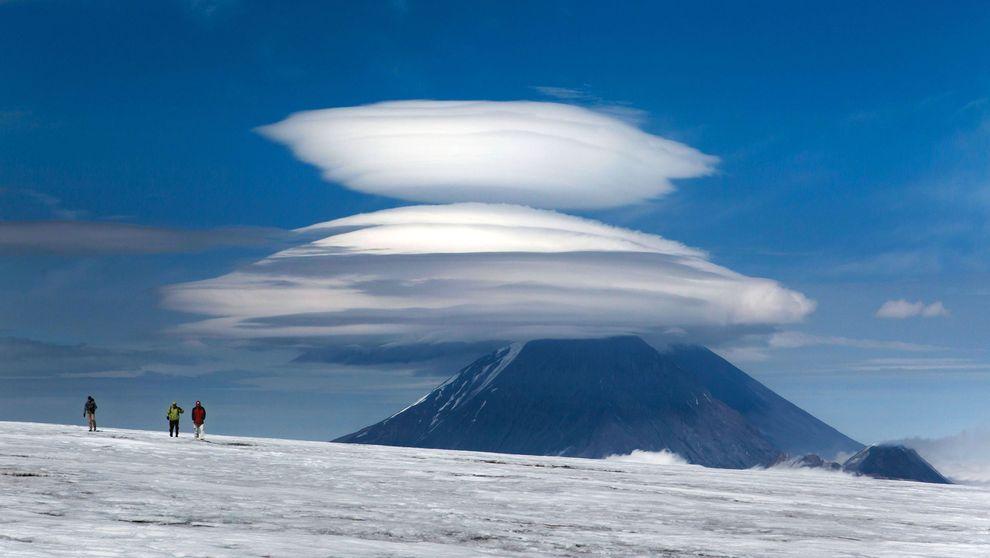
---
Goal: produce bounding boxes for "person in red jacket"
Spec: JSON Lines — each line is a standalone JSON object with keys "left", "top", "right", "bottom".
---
{"left": 191, "top": 401, "right": 207, "bottom": 440}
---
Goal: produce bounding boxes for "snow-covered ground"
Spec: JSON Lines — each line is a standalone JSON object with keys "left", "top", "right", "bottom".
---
{"left": 1, "top": 422, "right": 988, "bottom": 557}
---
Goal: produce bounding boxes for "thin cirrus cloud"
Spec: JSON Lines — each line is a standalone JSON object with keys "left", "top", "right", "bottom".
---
{"left": 875, "top": 299, "right": 950, "bottom": 319}
{"left": 164, "top": 203, "right": 814, "bottom": 343}
{"left": 768, "top": 331, "right": 939, "bottom": 352}
{"left": 257, "top": 100, "right": 718, "bottom": 210}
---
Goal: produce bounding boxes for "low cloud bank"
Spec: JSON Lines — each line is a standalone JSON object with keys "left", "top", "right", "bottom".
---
{"left": 605, "top": 449, "right": 689, "bottom": 466}
{"left": 258, "top": 100, "right": 717, "bottom": 210}
{"left": 0, "top": 337, "right": 150, "bottom": 379}
{"left": 165, "top": 203, "right": 813, "bottom": 343}
{"left": 894, "top": 428, "right": 990, "bottom": 485}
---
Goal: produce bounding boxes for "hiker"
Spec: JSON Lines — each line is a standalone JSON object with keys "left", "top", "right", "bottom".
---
{"left": 83, "top": 396, "right": 97, "bottom": 432}
{"left": 166, "top": 402, "right": 184, "bottom": 437}
{"left": 191, "top": 401, "right": 206, "bottom": 440}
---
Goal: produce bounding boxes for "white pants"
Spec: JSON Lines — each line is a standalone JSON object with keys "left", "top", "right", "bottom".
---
{"left": 194, "top": 424, "right": 205, "bottom": 439}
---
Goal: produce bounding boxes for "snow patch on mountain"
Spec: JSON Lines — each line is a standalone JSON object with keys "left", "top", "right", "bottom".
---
{"left": 439, "top": 342, "right": 522, "bottom": 414}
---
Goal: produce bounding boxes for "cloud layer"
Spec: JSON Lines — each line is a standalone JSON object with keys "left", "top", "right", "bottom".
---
{"left": 0, "top": 221, "right": 290, "bottom": 255}
{"left": 165, "top": 203, "right": 813, "bottom": 343}
{"left": 875, "top": 299, "right": 949, "bottom": 319}
{"left": 258, "top": 101, "right": 717, "bottom": 209}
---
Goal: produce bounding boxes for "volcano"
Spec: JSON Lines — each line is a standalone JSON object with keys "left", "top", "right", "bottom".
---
{"left": 335, "top": 336, "right": 862, "bottom": 469}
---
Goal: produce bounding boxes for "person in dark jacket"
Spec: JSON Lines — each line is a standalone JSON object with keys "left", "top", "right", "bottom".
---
{"left": 83, "top": 396, "right": 97, "bottom": 432}
{"left": 191, "top": 401, "right": 206, "bottom": 440}
{"left": 166, "top": 402, "right": 184, "bottom": 437}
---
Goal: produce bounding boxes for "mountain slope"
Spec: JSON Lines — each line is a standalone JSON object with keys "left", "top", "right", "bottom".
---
{"left": 663, "top": 345, "right": 863, "bottom": 459}
{"left": 336, "top": 336, "right": 780, "bottom": 468}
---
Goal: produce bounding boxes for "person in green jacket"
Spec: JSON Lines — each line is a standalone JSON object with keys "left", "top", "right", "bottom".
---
{"left": 166, "top": 402, "right": 184, "bottom": 437}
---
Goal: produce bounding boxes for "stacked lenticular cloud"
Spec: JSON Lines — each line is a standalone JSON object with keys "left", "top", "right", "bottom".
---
{"left": 256, "top": 100, "right": 718, "bottom": 210}
{"left": 166, "top": 101, "right": 813, "bottom": 343}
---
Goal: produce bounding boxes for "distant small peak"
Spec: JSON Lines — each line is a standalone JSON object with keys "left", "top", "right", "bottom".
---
{"left": 842, "top": 444, "right": 950, "bottom": 484}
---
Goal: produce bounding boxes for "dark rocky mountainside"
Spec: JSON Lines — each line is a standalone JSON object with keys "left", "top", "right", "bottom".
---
{"left": 664, "top": 345, "right": 862, "bottom": 459}
{"left": 336, "top": 336, "right": 863, "bottom": 469}
{"left": 787, "top": 454, "right": 842, "bottom": 471}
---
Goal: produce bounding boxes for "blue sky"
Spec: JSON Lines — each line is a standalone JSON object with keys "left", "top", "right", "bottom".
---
{"left": 2, "top": 0, "right": 989, "bottom": 442}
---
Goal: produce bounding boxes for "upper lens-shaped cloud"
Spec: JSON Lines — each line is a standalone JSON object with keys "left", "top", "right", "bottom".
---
{"left": 164, "top": 204, "right": 813, "bottom": 342}
{"left": 258, "top": 101, "right": 718, "bottom": 209}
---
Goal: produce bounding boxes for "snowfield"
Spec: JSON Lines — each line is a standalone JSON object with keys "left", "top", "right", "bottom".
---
{"left": 1, "top": 422, "right": 988, "bottom": 557}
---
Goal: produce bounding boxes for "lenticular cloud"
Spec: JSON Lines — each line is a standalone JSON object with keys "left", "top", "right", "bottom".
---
{"left": 258, "top": 101, "right": 717, "bottom": 209}
{"left": 165, "top": 204, "right": 814, "bottom": 342}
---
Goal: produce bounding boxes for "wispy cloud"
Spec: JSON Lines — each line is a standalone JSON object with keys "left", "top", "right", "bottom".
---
{"left": 957, "top": 97, "right": 989, "bottom": 116}
{"left": 0, "top": 221, "right": 292, "bottom": 255}
{"left": 768, "top": 331, "right": 939, "bottom": 352}
{"left": 165, "top": 203, "right": 813, "bottom": 343}
{"left": 0, "top": 335, "right": 308, "bottom": 381}
{"left": 182, "top": 0, "right": 239, "bottom": 22}
{"left": 847, "top": 357, "right": 989, "bottom": 373}
{"left": 530, "top": 86, "right": 649, "bottom": 125}
{"left": 0, "top": 337, "right": 159, "bottom": 379}
{"left": 0, "top": 187, "right": 87, "bottom": 220}
{"left": 530, "top": 86, "right": 598, "bottom": 102}
{"left": 875, "top": 299, "right": 949, "bottom": 319}
{"left": 257, "top": 100, "right": 716, "bottom": 210}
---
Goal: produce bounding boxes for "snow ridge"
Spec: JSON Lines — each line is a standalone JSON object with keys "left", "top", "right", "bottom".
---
{"left": 458, "top": 341, "right": 523, "bottom": 406}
